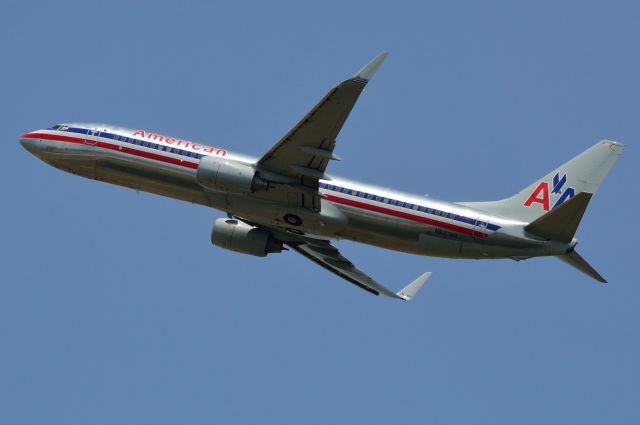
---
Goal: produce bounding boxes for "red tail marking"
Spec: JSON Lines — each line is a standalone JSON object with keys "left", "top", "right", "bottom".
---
{"left": 523, "top": 182, "right": 550, "bottom": 211}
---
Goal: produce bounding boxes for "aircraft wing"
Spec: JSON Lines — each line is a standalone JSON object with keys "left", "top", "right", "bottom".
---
{"left": 287, "top": 237, "right": 430, "bottom": 300}
{"left": 256, "top": 52, "right": 388, "bottom": 211}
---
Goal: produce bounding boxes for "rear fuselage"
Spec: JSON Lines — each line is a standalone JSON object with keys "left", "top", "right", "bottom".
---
{"left": 20, "top": 123, "right": 573, "bottom": 260}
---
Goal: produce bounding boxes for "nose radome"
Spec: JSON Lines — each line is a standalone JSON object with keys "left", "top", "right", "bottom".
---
{"left": 20, "top": 132, "right": 40, "bottom": 154}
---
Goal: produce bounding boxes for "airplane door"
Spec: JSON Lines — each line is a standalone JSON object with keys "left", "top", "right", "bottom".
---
{"left": 85, "top": 129, "right": 99, "bottom": 145}
{"left": 472, "top": 217, "right": 489, "bottom": 239}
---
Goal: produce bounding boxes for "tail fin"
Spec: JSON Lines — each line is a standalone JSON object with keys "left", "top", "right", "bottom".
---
{"left": 459, "top": 140, "right": 624, "bottom": 222}
{"left": 557, "top": 250, "right": 607, "bottom": 283}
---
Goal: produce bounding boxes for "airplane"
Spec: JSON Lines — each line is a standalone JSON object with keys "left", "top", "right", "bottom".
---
{"left": 20, "top": 52, "right": 624, "bottom": 301}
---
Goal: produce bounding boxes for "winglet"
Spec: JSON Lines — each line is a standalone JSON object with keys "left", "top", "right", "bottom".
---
{"left": 396, "top": 272, "right": 431, "bottom": 301}
{"left": 353, "top": 52, "right": 389, "bottom": 81}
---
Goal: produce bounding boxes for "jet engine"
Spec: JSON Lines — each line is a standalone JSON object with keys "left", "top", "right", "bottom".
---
{"left": 197, "top": 155, "right": 268, "bottom": 193}
{"left": 211, "top": 218, "right": 283, "bottom": 257}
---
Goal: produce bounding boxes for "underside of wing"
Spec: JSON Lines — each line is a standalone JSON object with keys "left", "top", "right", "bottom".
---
{"left": 232, "top": 216, "right": 429, "bottom": 300}
{"left": 286, "top": 237, "right": 430, "bottom": 300}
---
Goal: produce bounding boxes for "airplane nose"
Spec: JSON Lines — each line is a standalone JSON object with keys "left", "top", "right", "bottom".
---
{"left": 20, "top": 134, "right": 40, "bottom": 154}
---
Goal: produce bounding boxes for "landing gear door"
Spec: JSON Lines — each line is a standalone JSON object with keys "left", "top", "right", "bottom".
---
{"left": 85, "top": 129, "right": 99, "bottom": 145}
{"left": 472, "top": 216, "right": 489, "bottom": 239}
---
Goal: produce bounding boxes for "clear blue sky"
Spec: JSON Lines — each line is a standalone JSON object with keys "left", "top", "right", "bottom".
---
{"left": 2, "top": 1, "right": 638, "bottom": 424}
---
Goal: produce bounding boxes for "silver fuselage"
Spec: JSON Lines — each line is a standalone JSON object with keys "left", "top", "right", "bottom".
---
{"left": 20, "top": 123, "right": 574, "bottom": 260}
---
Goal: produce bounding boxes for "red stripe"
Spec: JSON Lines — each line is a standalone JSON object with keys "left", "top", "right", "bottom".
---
{"left": 23, "top": 132, "right": 84, "bottom": 145}
{"left": 324, "top": 194, "right": 487, "bottom": 238}
{"left": 23, "top": 132, "right": 486, "bottom": 237}
{"left": 23, "top": 132, "right": 198, "bottom": 170}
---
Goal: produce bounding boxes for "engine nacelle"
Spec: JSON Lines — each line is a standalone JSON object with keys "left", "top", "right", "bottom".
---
{"left": 197, "top": 155, "right": 267, "bottom": 193}
{"left": 211, "top": 218, "right": 283, "bottom": 257}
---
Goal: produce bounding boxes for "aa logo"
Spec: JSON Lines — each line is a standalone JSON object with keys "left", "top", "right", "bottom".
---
{"left": 523, "top": 172, "right": 575, "bottom": 211}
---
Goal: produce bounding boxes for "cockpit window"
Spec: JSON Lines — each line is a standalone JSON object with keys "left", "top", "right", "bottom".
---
{"left": 47, "top": 124, "right": 69, "bottom": 131}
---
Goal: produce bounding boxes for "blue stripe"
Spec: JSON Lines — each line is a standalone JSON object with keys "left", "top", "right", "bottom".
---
{"left": 318, "top": 182, "right": 501, "bottom": 232}
{"left": 61, "top": 127, "right": 204, "bottom": 161}
{"left": 67, "top": 127, "right": 88, "bottom": 135}
{"left": 55, "top": 127, "right": 499, "bottom": 231}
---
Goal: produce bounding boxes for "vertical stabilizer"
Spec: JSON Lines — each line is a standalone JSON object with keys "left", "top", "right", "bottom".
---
{"left": 459, "top": 140, "right": 624, "bottom": 222}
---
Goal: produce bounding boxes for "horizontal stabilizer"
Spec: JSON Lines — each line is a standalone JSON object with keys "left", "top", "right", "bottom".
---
{"left": 525, "top": 192, "right": 592, "bottom": 242}
{"left": 556, "top": 250, "right": 607, "bottom": 283}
